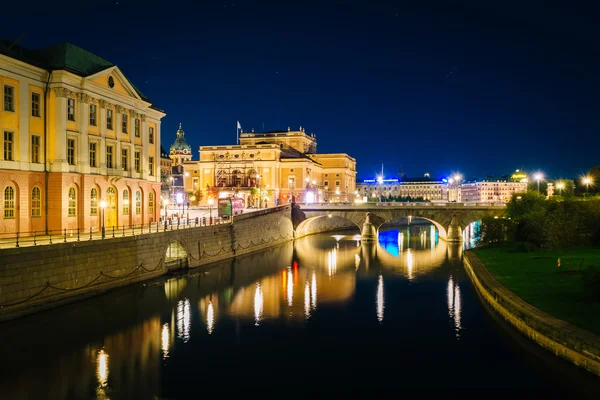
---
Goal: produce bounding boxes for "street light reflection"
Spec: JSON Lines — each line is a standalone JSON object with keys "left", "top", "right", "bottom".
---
{"left": 96, "top": 349, "right": 109, "bottom": 391}
{"left": 161, "top": 323, "right": 170, "bottom": 359}
{"left": 254, "top": 283, "right": 264, "bottom": 326}
{"left": 207, "top": 301, "right": 215, "bottom": 334}
{"left": 377, "top": 274, "right": 384, "bottom": 322}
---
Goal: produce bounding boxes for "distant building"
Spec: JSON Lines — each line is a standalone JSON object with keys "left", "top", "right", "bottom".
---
{"left": 169, "top": 123, "right": 192, "bottom": 166}
{"left": 184, "top": 126, "right": 357, "bottom": 206}
{"left": 460, "top": 176, "right": 527, "bottom": 203}
{"left": 357, "top": 174, "right": 446, "bottom": 201}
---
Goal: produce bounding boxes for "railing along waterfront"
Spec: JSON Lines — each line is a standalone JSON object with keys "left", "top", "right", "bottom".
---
{"left": 294, "top": 201, "right": 507, "bottom": 207}
{"left": 0, "top": 216, "right": 229, "bottom": 249}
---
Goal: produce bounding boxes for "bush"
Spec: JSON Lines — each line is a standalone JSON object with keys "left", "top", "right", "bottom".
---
{"left": 513, "top": 242, "right": 538, "bottom": 253}
{"left": 582, "top": 266, "right": 600, "bottom": 301}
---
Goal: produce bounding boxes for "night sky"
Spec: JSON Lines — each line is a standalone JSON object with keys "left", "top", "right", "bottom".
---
{"left": 3, "top": 0, "right": 599, "bottom": 180}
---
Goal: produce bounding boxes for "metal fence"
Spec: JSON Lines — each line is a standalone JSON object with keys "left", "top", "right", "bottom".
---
{"left": 0, "top": 216, "right": 229, "bottom": 249}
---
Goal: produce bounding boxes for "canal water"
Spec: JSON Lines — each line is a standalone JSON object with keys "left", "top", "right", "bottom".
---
{"left": 1, "top": 224, "right": 599, "bottom": 398}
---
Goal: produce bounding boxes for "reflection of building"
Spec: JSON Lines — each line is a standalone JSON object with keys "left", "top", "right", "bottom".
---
{"left": 183, "top": 126, "right": 357, "bottom": 206}
{"left": 0, "top": 41, "right": 164, "bottom": 233}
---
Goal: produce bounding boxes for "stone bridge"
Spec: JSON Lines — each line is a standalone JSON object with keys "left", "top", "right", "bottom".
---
{"left": 292, "top": 202, "right": 506, "bottom": 242}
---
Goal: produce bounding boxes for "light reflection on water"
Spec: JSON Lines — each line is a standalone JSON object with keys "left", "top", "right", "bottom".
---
{"left": 0, "top": 225, "right": 594, "bottom": 398}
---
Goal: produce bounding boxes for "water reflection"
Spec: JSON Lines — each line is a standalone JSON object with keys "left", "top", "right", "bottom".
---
{"left": 376, "top": 275, "right": 384, "bottom": 322}
{"left": 447, "top": 276, "right": 462, "bottom": 337}
{"left": 9, "top": 225, "right": 585, "bottom": 399}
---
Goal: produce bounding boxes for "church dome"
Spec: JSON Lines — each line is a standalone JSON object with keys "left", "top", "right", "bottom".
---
{"left": 169, "top": 123, "right": 192, "bottom": 155}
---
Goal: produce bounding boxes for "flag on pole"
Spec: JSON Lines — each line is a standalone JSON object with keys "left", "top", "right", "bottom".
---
{"left": 237, "top": 121, "right": 241, "bottom": 129}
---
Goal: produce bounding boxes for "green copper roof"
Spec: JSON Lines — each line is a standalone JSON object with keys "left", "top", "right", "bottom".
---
{"left": 0, "top": 40, "right": 150, "bottom": 102}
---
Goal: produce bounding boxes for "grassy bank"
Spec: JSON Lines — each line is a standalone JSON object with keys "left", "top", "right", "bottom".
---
{"left": 472, "top": 245, "right": 600, "bottom": 335}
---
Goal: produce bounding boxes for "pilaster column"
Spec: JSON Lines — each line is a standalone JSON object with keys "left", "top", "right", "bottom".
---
{"left": 52, "top": 88, "right": 69, "bottom": 172}
{"left": 18, "top": 81, "right": 29, "bottom": 169}
{"left": 78, "top": 93, "right": 90, "bottom": 173}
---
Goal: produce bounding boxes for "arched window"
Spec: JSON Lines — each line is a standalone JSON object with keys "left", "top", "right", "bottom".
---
{"left": 4, "top": 186, "right": 15, "bottom": 218}
{"left": 231, "top": 170, "right": 242, "bottom": 187}
{"left": 148, "top": 191, "right": 155, "bottom": 214}
{"left": 31, "top": 187, "right": 41, "bottom": 217}
{"left": 123, "top": 190, "right": 129, "bottom": 215}
{"left": 247, "top": 169, "right": 257, "bottom": 186}
{"left": 90, "top": 188, "right": 98, "bottom": 216}
{"left": 68, "top": 187, "right": 77, "bottom": 216}
{"left": 135, "top": 191, "right": 141, "bottom": 214}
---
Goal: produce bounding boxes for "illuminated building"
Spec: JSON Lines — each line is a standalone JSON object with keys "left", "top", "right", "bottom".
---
{"left": 357, "top": 174, "right": 447, "bottom": 201}
{"left": 0, "top": 41, "right": 164, "bottom": 234}
{"left": 460, "top": 177, "right": 527, "bottom": 203}
{"left": 183, "top": 126, "right": 356, "bottom": 206}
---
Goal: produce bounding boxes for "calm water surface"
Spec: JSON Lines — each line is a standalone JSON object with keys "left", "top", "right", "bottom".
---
{"left": 1, "top": 225, "right": 599, "bottom": 398}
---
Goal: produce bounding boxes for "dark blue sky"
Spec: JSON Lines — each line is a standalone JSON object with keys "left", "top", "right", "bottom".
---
{"left": 4, "top": 0, "right": 599, "bottom": 180}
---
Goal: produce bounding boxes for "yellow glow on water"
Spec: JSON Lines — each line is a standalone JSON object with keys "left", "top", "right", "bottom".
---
{"left": 377, "top": 275, "right": 384, "bottom": 322}
{"left": 96, "top": 349, "right": 109, "bottom": 388}
{"left": 254, "top": 283, "right": 263, "bottom": 326}
{"left": 311, "top": 272, "right": 317, "bottom": 310}
{"left": 207, "top": 301, "right": 215, "bottom": 334}
{"left": 161, "top": 323, "right": 170, "bottom": 359}
{"left": 328, "top": 248, "right": 337, "bottom": 277}
{"left": 454, "top": 285, "right": 461, "bottom": 332}
{"left": 406, "top": 249, "right": 413, "bottom": 280}
{"left": 447, "top": 276, "right": 454, "bottom": 314}
{"left": 304, "top": 280, "right": 311, "bottom": 320}
{"left": 177, "top": 299, "right": 191, "bottom": 343}
{"left": 355, "top": 253, "right": 361, "bottom": 270}
{"left": 287, "top": 267, "right": 294, "bottom": 306}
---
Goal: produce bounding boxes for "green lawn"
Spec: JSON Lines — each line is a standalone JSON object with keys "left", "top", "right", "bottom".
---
{"left": 473, "top": 245, "right": 600, "bottom": 335}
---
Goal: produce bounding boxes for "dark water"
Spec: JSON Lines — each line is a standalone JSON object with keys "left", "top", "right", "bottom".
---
{"left": 1, "top": 225, "right": 599, "bottom": 399}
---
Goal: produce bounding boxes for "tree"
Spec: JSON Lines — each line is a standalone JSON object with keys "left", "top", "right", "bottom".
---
{"left": 506, "top": 191, "right": 547, "bottom": 245}
{"left": 479, "top": 216, "right": 511, "bottom": 245}
{"left": 543, "top": 201, "right": 581, "bottom": 249}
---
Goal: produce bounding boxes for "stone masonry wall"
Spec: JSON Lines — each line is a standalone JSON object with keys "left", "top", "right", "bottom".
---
{"left": 0, "top": 205, "right": 293, "bottom": 321}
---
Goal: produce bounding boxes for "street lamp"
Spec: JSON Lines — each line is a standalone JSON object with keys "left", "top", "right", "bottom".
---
{"left": 583, "top": 177, "right": 592, "bottom": 196}
{"left": 208, "top": 197, "right": 214, "bottom": 224}
{"left": 163, "top": 199, "right": 169, "bottom": 228}
{"left": 556, "top": 182, "right": 564, "bottom": 196}
{"left": 534, "top": 173, "right": 543, "bottom": 192}
{"left": 100, "top": 200, "right": 107, "bottom": 239}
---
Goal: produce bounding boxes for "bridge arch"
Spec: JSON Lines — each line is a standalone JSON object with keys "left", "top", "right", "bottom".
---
{"left": 378, "top": 216, "right": 447, "bottom": 240}
{"left": 295, "top": 214, "right": 361, "bottom": 238}
{"left": 164, "top": 239, "right": 188, "bottom": 269}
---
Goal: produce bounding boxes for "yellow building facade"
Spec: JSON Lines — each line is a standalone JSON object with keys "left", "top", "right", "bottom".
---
{"left": 183, "top": 127, "right": 356, "bottom": 206}
{"left": 0, "top": 41, "right": 164, "bottom": 234}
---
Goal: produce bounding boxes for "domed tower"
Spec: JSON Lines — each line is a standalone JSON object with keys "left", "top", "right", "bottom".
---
{"left": 169, "top": 123, "right": 192, "bottom": 166}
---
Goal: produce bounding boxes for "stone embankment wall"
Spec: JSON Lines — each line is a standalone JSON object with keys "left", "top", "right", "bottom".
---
{"left": 0, "top": 205, "right": 293, "bottom": 321}
{"left": 464, "top": 251, "right": 600, "bottom": 377}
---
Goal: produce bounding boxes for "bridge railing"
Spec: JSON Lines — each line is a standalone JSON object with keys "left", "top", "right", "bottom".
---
{"left": 0, "top": 216, "right": 230, "bottom": 249}
{"left": 295, "top": 201, "right": 506, "bottom": 207}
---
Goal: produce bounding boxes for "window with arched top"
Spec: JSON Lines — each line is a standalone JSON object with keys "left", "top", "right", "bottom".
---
{"left": 135, "top": 191, "right": 141, "bottom": 214}
{"left": 31, "top": 187, "right": 41, "bottom": 217}
{"left": 149, "top": 191, "right": 155, "bottom": 214}
{"left": 68, "top": 187, "right": 77, "bottom": 216}
{"left": 90, "top": 188, "right": 98, "bottom": 216}
{"left": 4, "top": 186, "right": 15, "bottom": 218}
{"left": 231, "top": 170, "right": 242, "bottom": 187}
{"left": 123, "top": 190, "right": 129, "bottom": 215}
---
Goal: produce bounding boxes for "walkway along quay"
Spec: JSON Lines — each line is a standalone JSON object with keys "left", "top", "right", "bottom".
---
{"left": 0, "top": 205, "right": 294, "bottom": 321}
{"left": 464, "top": 251, "right": 600, "bottom": 377}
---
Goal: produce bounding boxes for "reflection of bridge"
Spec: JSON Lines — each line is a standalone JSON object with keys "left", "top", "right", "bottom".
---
{"left": 293, "top": 203, "right": 506, "bottom": 242}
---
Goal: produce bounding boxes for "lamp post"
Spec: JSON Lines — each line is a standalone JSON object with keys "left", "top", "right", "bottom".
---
{"left": 163, "top": 199, "right": 169, "bottom": 228}
{"left": 534, "top": 173, "right": 543, "bottom": 193}
{"left": 208, "top": 197, "right": 214, "bottom": 224}
{"left": 100, "top": 200, "right": 107, "bottom": 239}
{"left": 584, "top": 177, "right": 591, "bottom": 197}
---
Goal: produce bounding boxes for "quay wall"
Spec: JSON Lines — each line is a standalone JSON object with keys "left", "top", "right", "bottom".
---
{"left": 464, "top": 251, "right": 600, "bottom": 377}
{"left": 0, "top": 205, "right": 293, "bottom": 321}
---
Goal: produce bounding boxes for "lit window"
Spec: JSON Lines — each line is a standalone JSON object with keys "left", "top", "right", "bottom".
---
{"left": 68, "top": 187, "right": 77, "bottom": 217}
{"left": 4, "top": 186, "right": 15, "bottom": 218}
{"left": 135, "top": 191, "right": 141, "bottom": 214}
{"left": 123, "top": 190, "right": 129, "bottom": 215}
{"left": 90, "top": 188, "right": 98, "bottom": 216}
{"left": 149, "top": 191, "right": 154, "bottom": 214}
{"left": 134, "top": 151, "right": 140, "bottom": 173}
{"left": 31, "top": 187, "right": 41, "bottom": 217}
{"left": 122, "top": 148, "right": 128, "bottom": 171}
